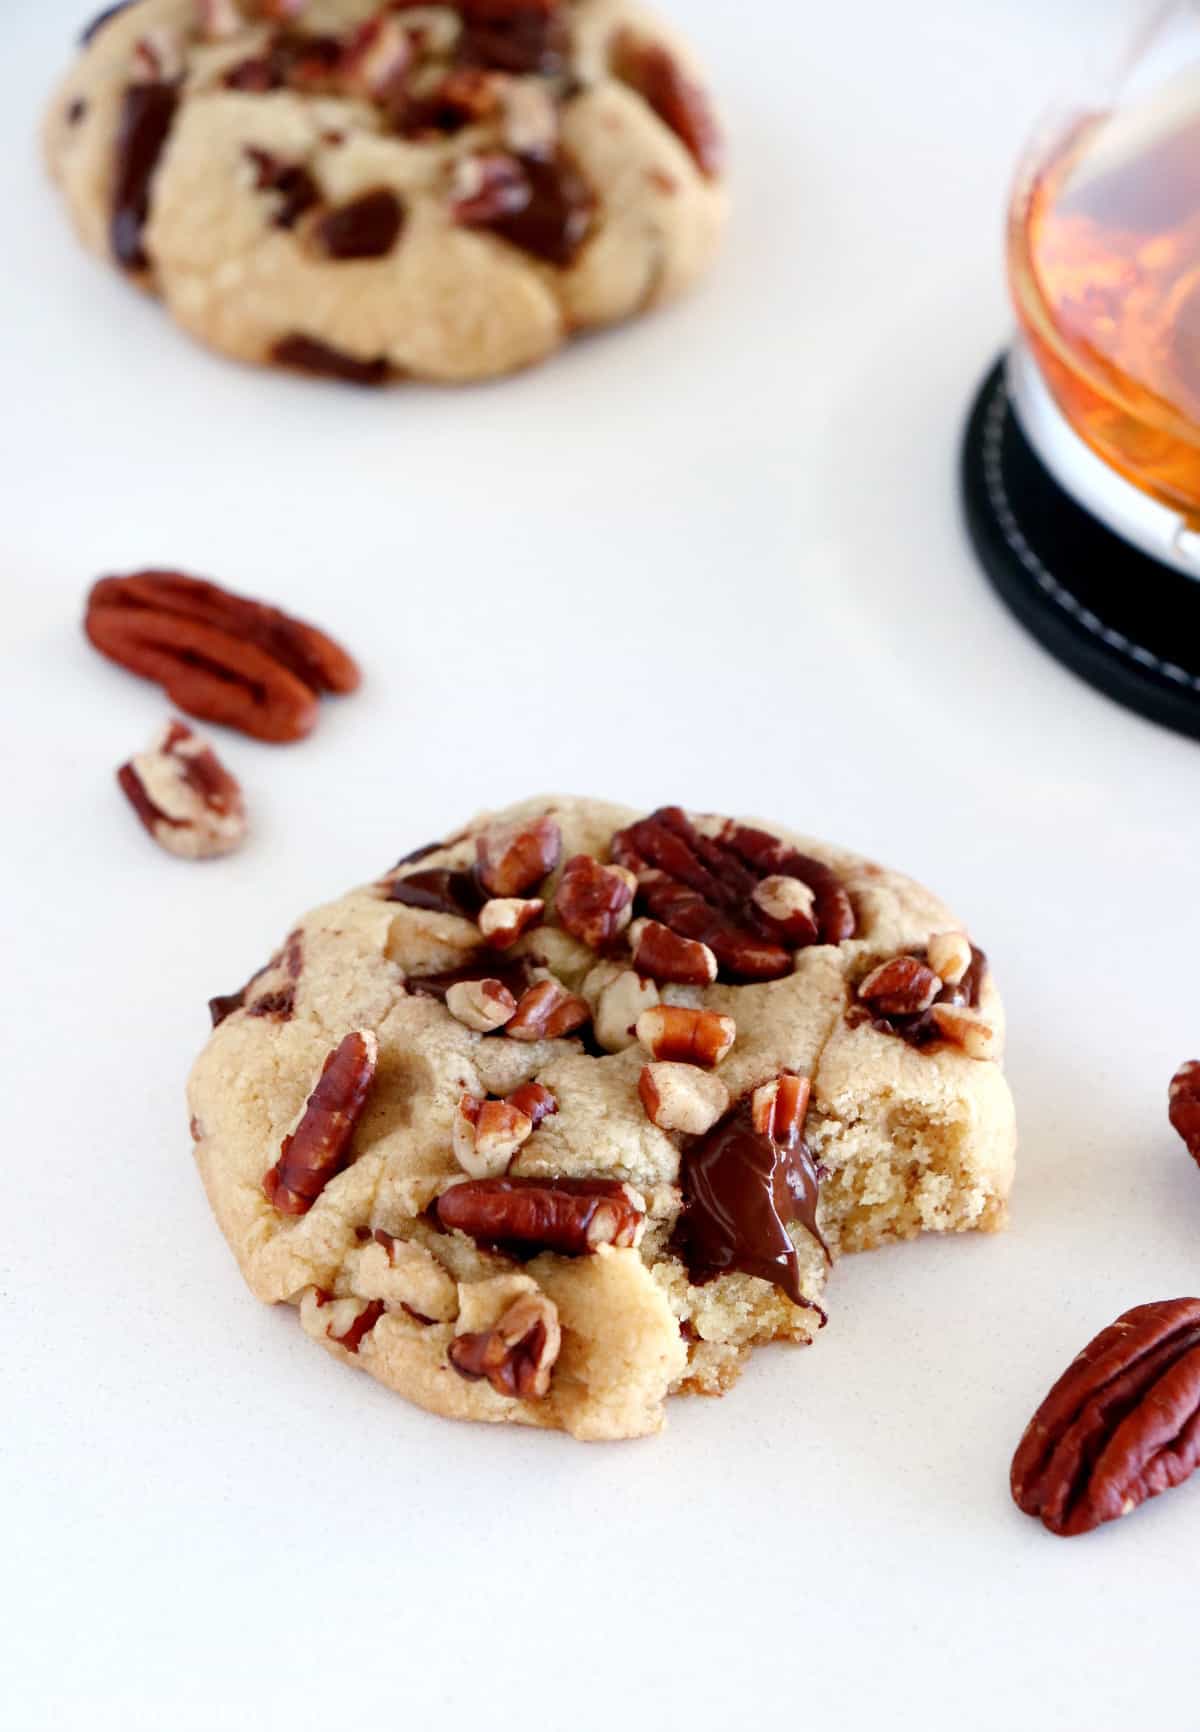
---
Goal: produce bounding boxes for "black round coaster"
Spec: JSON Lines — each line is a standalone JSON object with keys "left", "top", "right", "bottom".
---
{"left": 961, "top": 356, "right": 1200, "bottom": 742}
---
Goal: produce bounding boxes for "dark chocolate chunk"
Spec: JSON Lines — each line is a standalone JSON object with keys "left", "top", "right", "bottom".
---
{"left": 110, "top": 82, "right": 178, "bottom": 272}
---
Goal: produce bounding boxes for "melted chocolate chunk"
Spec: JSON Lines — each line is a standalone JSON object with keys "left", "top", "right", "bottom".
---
{"left": 387, "top": 867, "right": 486, "bottom": 920}
{"left": 314, "top": 188, "right": 406, "bottom": 260}
{"left": 110, "top": 82, "right": 179, "bottom": 272}
{"left": 271, "top": 335, "right": 392, "bottom": 386}
{"left": 81, "top": 1, "right": 133, "bottom": 44}
{"left": 405, "top": 954, "right": 540, "bottom": 1004}
{"left": 67, "top": 98, "right": 88, "bottom": 126}
{"left": 484, "top": 153, "right": 594, "bottom": 267}
{"left": 209, "top": 931, "right": 304, "bottom": 1028}
{"left": 675, "top": 1100, "right": 828, "bottom": 1309}
{"left": 244, "top": 148, "right": 321, "bottom": 230}
{"left": 457, "top": 10, "right": 569, "bottom": 76}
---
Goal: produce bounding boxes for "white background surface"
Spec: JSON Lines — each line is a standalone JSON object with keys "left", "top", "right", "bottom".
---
{"left": 3, "top": 2, "right": 1197, "bottom": 1728}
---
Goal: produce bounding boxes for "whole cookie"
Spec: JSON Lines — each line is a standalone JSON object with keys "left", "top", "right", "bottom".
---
{"left": 189, "top": 797, "right": 1017, "bottom": 1441}
{"left": 46, "top": 0, "right": 726, "bottom": 384}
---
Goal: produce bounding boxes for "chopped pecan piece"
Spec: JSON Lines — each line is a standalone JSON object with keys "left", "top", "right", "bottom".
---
{"left": 506, "top": 978, "right": 590, "bottom": 1041}
{"left": 750, "top": 1073, "right": 811, "bottom": 1147}
{"left": 1011, "top": 1298, "right": 1200, "bottom": 1536}
{"left": 401, "top": 67, "right": 501, "bottom": 134}
{"left": 449, "top": 1291, "right": 561, "bottom": 1399}
{"left": 928, "top": 1003, "right": 995, "bottom": 1060}
{"left": 339, "top": 13, "right": 413, "bottom": 101}
{"left": 630, "top": 919, "right": 717, "bottom": 985}
{"left": 554, "top": 855, "right": 636, "bottom": 950}
{"left": 118, "top": 719, "right": 247, "bottom": 859}
{"left": 313, "top": 188, "right": 406, "bottom": 259}
{"left": 635, "top": 1005, "right": 735, "bottom": 1069}
{"left": 85, "top": 570, "right": 359, "bottom": 742}
{"left": 263, "top": 1030, "right": 378, "bottom": 1214}
{"left": 858, "top": 957, "right": 940, "bottom": 1018}
{"left": 451, "top": 152, "right": 531, "bottom": 223}
{"left": 435, "top": 1175, "right": 644, "bottom": 1253}
{"left": 1170, "top": 1062, "right": 1200, "bottom": 1166}
{"left": 612, "top": 32, "right": 722, "bottom": 177}
{"left": 611, "top": 807, "right": 854, "bottom": 981}
{"left": 445, "top": 977, "right": 517, "bottom": 1032}
{"left": 328, "top": 1299, "right": 386, "bottom": 1354}
{"left": 639, "top": 1063, "right": 729, "bottom": 1135}
{"left": 453, "top": 1093, "right": 533, "bottom": 1177}
{"left": 505, "top": 1081, "right": 558, "bottom": 1129}
{"left": 478, "top": 896, "right": 544, "bottom": 949}
{"left": 593, "top": 968, "right": 659, "bottom": 1053}
{"left": 926, "top": 930, "right": 972, "bottom": 987}
{"left": 475, "top": 814, "right": 561, "bottom": 898}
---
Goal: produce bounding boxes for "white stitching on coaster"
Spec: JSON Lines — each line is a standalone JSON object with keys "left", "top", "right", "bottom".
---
{"left": 980, "top": 382, "right": 1200, "bottom": 693}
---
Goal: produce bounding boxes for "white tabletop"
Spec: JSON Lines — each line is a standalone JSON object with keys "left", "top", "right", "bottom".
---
{"left": 5, "top": 2, "right": 1197, "bottom": 1729}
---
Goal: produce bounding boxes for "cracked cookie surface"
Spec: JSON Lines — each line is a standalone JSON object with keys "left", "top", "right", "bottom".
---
{"left": 189, "top": 796, "right": 1017, "bottom": 1440}
{"left": 46, "top": 0, "right": 726, "bottom": 383}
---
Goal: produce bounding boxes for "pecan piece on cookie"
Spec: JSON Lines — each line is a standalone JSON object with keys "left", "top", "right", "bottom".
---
{"left": 636, "top": 1005, "right": 735, "bottom": 1069}
{"left": 554, "top": 855, "right": 637, "bottom": 951}
{"left": 117, "top": 719, "right": 246, "bottom": 859}
{"left": 449, "top": 1291, "right": 561, "bottom": 1399}
{"left": 1170, "top": 1062, "right": 1200, "bottom": 1166}
{"left": 611, "top": 31, "right": 723, "bottom": 177}
{"left": 263, "top": 1031, "right": 378, "bottom": 1214}
{"left": 629, "top": 919, "right": 717, "bottom": 986}
{"left": 505, "top": 978, "right": 590, "bottom": 1041}
{"left": 476, "top": 815, "right": 562, "bottom": 898}
{"left": 435, "top": 1175, "right": 645, "bottom": 1253}
{"left": 1011, "top": 1299, "right": 1200, "bottom": 1536}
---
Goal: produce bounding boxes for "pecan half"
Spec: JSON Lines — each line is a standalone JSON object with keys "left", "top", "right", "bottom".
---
{"left": 475, "top": 815, "right": 561, "bottom": 898}
{"left": 449, "top": 1291, "right": 561, "bottom": 1399}
{"left": 117, "top": 719, "right": 247, "bottom": 859}
{"left": 313, "top": 187, "right": 406, "bottom": 259}
{"left": 611, "top": 32, "right": 722, "bottom": 177}
{"left": 85, "top": 571, "right": 359, "bottom": 743}
{"left": 611, "top": 807, "right": 855, "bottom": 982}
{"left": 505, "top": 978, "right": 590, "bottom": 1041}
{"left": 635, "top": 1005, "right": 735, "bottom": 1069}
{"left": 1011, "top": 1299, "right": 1200, "bottom": 1536}
{"left": 263, "top": 1030, "right": 378, "bottom": 1214}
{"left": 554, "top": 855, "right": 636, "bottom": 951}
{"left": 435, "top": 1176, "right": 644, "bottom": 1254}
{"left": 1170, "top": 1062, "right": 1200, "bottom": 1166}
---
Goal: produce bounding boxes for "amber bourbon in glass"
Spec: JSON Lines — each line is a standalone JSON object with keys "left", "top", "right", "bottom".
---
{"left": 1009, "top": 71, "right": 1200, "bottom": 518}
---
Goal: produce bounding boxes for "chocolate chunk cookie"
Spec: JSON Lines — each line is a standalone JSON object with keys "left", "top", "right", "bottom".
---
{"left": 189, "top": 797, "right": 1017, "bottom": 1440}
{"left": 46, "top": 1, "right": 726, "bottom": 383}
